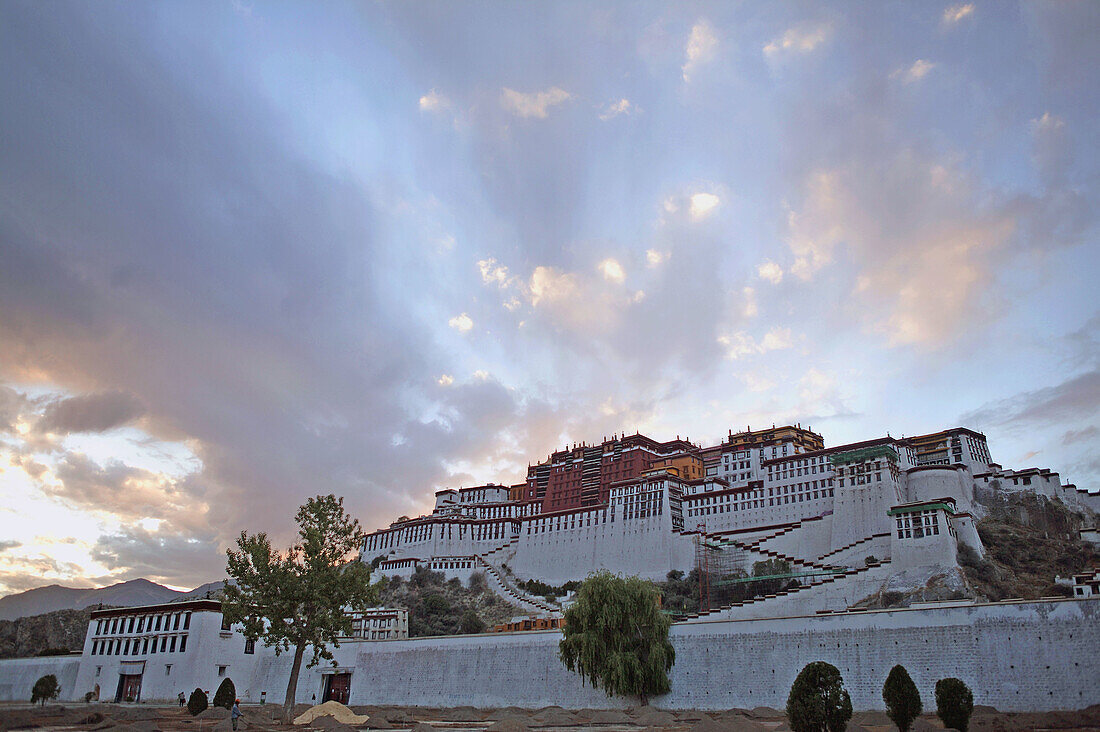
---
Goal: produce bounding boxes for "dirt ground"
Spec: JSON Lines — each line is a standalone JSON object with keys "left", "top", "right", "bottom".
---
{"left": 3, "top": 702, "right": 1099, "bottom": 732}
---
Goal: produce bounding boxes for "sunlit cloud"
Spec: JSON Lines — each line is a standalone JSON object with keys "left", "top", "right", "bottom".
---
{"left": 682, "top": 20, "right": 717, "bottom": 82}
{"left": 500, "top": 87, "right": 571, "bottom": 119}
{"left": 437, "top": 374, "right": 454, "bottom": 386}
{"left": 646, "top": 249, "right": 669, "bottom": 268}
{"left": 942, "top": 4, "right": 975, "bottom": 26}
{"left": 527, "top": 266, "right": 578, "bottom": 306}
{"left": 718, "top": 327, "right": 794, "bottom": 359}
{"left": 763, "top": 22, "right": 832, "bottom": 58}
{"left": 419, "top": 89, "right": 450, "bottom": 112}
{"left": 891, "top": 59, "right": 936, "bottom": 84}
{"left": 448, "top": 313, "right": 474, "bottom": 333}
{"left": 598, "top": 98, "right": 635, "bottom": 121}
{"left": 597, "top": 258, "right": 626, "bottom": 283}
{"left": 757, "top": 261, "right": 784, "bottom": 284}
{"left": 478, "top": 257, "right": 511, "bottom": 287}
{"left": 689, "top": 192, "right": 721, "bottom": 220}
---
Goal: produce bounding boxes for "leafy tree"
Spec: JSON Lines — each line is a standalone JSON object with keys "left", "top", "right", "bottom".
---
{"left": 223, "top": 494, "right": 377, "bottom": 720}
{"left": 467, "top": 572, "right": 488, "bottom": 593}
{"left": 187, "top": 688, "right": 208, "bottom": 716}
{"left": 558, "top": 571, "right": 674, "bottom": 705}
{"left": 213, "top": 677, "right": 236, "bottom": 710}
{"left": 786, "top": 661, "right": 853, "bottom": 732}
{"left": 459, "top": 609, "right": 486, "bottom": 635}
{"left": 935, "top": 678, "right": 974, "bottom": 732}
{"left": 30, "top": 674, "right": 60, "bottom": 706}
{"left": 882, "top": 665, "right": 922, "bottom": 732}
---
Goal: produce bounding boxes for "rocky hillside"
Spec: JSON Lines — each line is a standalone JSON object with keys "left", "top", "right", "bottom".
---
{"left": 960, "top": 490, "right": 1098, "bottom": 601}
{"left": 0, "top": 579, "right": 228, "bottom": 622}
{"left": 0, "top": 607, "right": 91, "bottom": 658}
{"left": 376, "top": 567, "right": 527, "bottom": 636}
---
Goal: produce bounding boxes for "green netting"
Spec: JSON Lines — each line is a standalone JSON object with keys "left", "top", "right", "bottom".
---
{"left": 829, "top": 444, "right": 899, "bottom": 466}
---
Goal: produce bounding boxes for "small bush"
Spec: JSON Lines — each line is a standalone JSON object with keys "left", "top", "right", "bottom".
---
{"left": 935, "top": 678, "right": 974, "bottom": 732}
{"left": 213, "top": 678, "right": 236, "bottom": 710}
{"left": 468, "top": 572, "right": 488, "bottom": 593}
{"left": 879, "top": 591, "right": 905, "bottom": 607}
{"left": 786, "top": 661, "right": 852, "bottom": 732}
{"left": 31, "top": 674, "right": 60, "bottom": 706}
{"left": 865, "top": 555, "right": 879, "bottom": 565}
{"left": 883, "top": 665, "right": 922, "bottom": 732}
{"left": 187, "top": 688, "right": 209, "bottom": 716}
{"left": 459, "top": 609, "right": 486, "bottom": 635}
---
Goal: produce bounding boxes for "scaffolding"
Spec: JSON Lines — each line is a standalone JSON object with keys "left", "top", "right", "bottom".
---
{"left": 693, "top": 528, "right": 841, "bottom": 612}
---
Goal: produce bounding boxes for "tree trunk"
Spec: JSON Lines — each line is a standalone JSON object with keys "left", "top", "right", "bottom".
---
{"left": 282, "top": 640, "right": 307, "bottom": 721}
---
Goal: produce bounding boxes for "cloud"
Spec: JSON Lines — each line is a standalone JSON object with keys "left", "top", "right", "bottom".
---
{"left": 500, "top": 87, "right": 571, "bottom": 119}
{"left": 448, "top": 313, "right": 474, "bottom": 333}
{"left": 645, "top": 249, "right": 668, "bottom": 268}
{"left": 891, "top": 59, "right": 936, "bottom": 84}
{"left": 598, "top": 98, "right": 635, "bottom": 121}
{"left": 0, "top": 541, "right": 21, "bottom": 553}
{"left": 437, "top": 374, "right": 454, "bottom": 387}
{"left": 597, "top": 258, "right": 626, "bottom": 283}
{"left": 527, "top": 266, "right": 578, "bottom": 307}
{"left": 35, "top": 391, "right": 144, "bottom": 435}
{"left": 942, "top": 4, "right": 975, "bottom": 26}
{"left": 418, "top": 89, "right": 450, "bottom": 113}
{"left": 682, "top": 20, "right": 717, "bottom": 82}
{"left": 90, "top": 525, "right": 222, "bottom": 587}
{"left": 763, "top": 23, "right": 832, "bottom": 58}
{"left": 783, "top": 152, "right": 1018, "bottom": 346}
{"left": 478, "top": 258, "right": 511, "bottom": 287}
{"left": 757, "top": 261, "right": 784, "bottom": 284}
{"left": 1063, "top": 426, "right": 1098, "bottom": 446}
{"left": 718, "top": 327, "right": 794, "bottom": 359}
{"left": 960, "top": 371, "right": 1100, "bottom": 430}
{"left": 689, "top": 192, "right": 721, "bottom": 220}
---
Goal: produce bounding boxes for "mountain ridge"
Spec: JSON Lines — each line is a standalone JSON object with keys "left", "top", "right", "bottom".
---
{"left": 0, "top": 578, "right": 225, "bottom": 621}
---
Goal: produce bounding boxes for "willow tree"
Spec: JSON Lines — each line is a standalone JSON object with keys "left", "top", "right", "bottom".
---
{"left": 558, "top": 571, "right": 674, "bottom": 705}
{"left": 223, "top": 495, "right": 376, "bottom": 720}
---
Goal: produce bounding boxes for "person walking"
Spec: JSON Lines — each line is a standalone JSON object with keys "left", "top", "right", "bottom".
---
{"left": 231, "top": 699, "right": 242, "bottom": 731}
{"left": 178, "top": 691, "right": 185, "bottom": 708}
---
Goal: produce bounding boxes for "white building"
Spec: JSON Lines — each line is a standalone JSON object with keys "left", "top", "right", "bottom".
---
{"left": 347, "top": 607, "right": 408, "bottom": 640}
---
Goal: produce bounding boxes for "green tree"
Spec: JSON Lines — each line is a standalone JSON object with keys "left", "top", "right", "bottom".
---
{"left": 935, "top": 678, "right": 974, "bottom": 732}
{"left": 213, "top": 677, "right": 236, "bottom": 710}
{"left": 786, "top": 661, "right": 853, "bottom": 732}
{"left": 882, "top": 665, "right": 922, "bottom": 732}
{"left": 187, "top": 688, "right": 208, "bottom": 716}
{"left": 30, "top": 674, "right": 60, "bottom": 706}
{"left": 558, "top": 571, "right": 674, "bottom": 705}
{"left": 222, "top": 494, "right": 377, "bottom": 721}
{"left": 459, "top": 609, "right": 486, "bottom": 635}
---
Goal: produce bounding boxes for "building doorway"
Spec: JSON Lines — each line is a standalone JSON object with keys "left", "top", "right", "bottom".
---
{"left": 322, "top": 673, "right": 351, "bottom": 705}
{"left": 115, "top": 674, "right": 142, "bottom": 703}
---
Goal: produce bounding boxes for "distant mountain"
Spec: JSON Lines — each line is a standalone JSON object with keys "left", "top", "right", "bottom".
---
{"left": 0, "top": 578, "right": 225, "bottom": 621}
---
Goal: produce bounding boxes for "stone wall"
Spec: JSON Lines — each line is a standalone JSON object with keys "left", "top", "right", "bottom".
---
{"left": 249, "top": 597, "right": 1099, "bottom": 712}
{"left": 3, "top": 599, "right": 1096, "bottom": 712}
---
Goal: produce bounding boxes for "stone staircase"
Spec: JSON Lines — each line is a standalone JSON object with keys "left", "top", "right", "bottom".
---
{"left": 816, "top": 532, "right": 890, "bottom": 563}
{"left": 474, "top": 555, "right": 558, "bottom": 614}
{"left": 710, "top": 528, "right": 838, "bottom": 574}
{"left": 683, "top": 558, "right": 891, "bottom": 620}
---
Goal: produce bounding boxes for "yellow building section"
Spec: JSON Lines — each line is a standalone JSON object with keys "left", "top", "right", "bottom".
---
{"left": 723, "top": 425, "right": 824, "bottom": 453}
{"left": 645, "top": 453, "right": 705, "bottom": 480}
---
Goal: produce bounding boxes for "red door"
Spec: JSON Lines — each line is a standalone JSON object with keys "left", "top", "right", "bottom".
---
{"left": 116, "top": 675, "right": 142, "bottom": 702}
{"left": 324, "top": 673, "right": 351, "bottom": 705}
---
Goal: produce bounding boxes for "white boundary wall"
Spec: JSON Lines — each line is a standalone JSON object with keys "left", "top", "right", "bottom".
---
{"left": 2, "top": 599, "right": 1096, "bottom": 711}
{"left": 247, "top": 597, "right": 1098, "bottom": 712}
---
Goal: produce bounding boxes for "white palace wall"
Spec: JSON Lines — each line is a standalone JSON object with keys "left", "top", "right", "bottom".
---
{"left": 238, "top": 597, "right": 1100, "bottom": 712}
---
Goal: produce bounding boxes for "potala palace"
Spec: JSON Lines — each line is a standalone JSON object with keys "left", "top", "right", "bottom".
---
{"left": 2, "top": 424, "right": 1097, "bottom": 711}
{"left": 364, "top": 425, "right": 1100, "bottom": 617}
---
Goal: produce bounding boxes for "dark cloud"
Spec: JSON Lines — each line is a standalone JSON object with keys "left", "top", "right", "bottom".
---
{"left": 960, "top": 371, "right": 1100, "bottom": 431}
{"left": 0, "top": 541, "right": 21, "bottom": 553}
{"left": 1062, "top": 426, "right": 1098, "bottom": 446}
{"left": 91, "top": 527, "right": 222, "bottom": 588}
{"left": 36, "top": 391, "right": 144, "bottom": 435}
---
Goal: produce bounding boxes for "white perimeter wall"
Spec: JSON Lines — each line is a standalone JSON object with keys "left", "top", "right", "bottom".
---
{"left": 3, "top": 599, "right": 1097, "bottom": 712}
{"left": 0, "top": 655, "right": 80, "bottom": 704}
{"left": 245, "top": 598, "right": 1099, "bottom": 712}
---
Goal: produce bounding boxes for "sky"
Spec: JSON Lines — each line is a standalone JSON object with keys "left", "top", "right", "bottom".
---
{"left": 0, "top": 0, "right": 1098, "bottom": 595}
